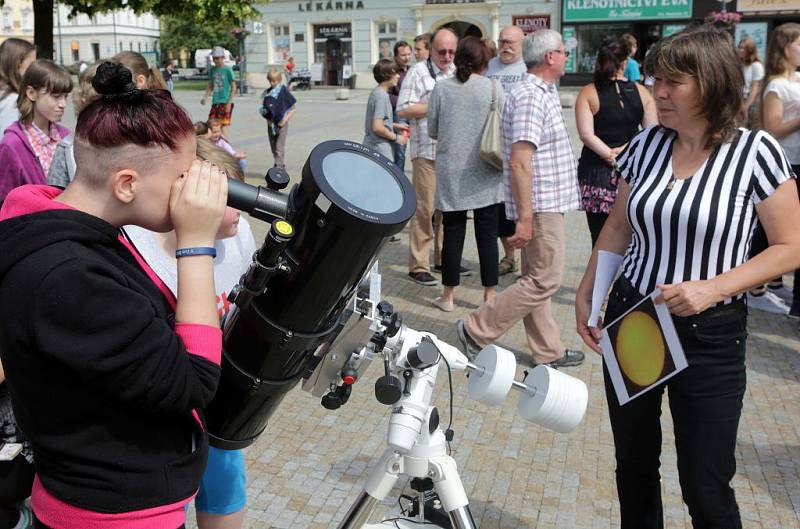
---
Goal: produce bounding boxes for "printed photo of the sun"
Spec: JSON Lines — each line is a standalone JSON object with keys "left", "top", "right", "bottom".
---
{"left": 614, "top": 310, "right": 666, "bottom": 387}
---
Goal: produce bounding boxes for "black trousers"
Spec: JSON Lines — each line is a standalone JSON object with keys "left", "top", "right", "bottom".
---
{"left": 0, "top": 456, "right": 34, "bottom": 528}
{"left": 603, "top": 277, "right": 746, "bottom": 529}
{"left": 441, "top": 204, "right": 500, "bottom": 287}
{"left": 748, "top": 164, "right": 800, "bottom": 306}
{"left": 585, "top": 211, "right": 609, "bottom": 248}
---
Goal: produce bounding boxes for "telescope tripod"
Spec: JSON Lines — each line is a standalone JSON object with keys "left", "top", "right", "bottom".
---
{"left": 337, "top": 406, "right": 475, "bottom": 529}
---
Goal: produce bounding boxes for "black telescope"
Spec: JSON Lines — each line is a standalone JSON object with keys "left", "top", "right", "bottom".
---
{"left": 207, "top": 140, "right": 416, "bottom": 449}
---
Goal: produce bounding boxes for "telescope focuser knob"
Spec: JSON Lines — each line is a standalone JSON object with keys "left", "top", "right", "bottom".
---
{"left": 265, "top": 167, "right": 290, "bottom": 190}
{"left": 322, "top": 383, "right": 352, "bottom": 410}
{"left": 375, "top": 375, "right": 403, "bottom": 405}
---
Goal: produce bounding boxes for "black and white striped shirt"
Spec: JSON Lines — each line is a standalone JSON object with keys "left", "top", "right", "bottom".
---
{"left": 616, "top": 125, "right": 794, "bottom": 302}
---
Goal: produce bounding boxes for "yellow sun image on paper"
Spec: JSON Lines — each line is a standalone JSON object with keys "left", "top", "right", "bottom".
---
{"left": 600, "top": 290, "right": 688, "bottom": 405}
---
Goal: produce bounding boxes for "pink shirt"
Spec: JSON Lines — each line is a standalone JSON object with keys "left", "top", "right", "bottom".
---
{"left": 23, "top": 122, "right": 61, "bottom": 175}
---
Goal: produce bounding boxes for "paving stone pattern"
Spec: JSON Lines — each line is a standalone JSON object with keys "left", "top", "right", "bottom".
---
{"left": 93, "top": 88, "right": 798, "bottom": 529}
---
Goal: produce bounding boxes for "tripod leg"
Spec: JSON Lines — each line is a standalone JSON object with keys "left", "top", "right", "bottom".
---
{"left": 430, "top": 455, "right": 477, "bottom": 529}
{"left": 337, "top": 490, "right": 382, "bottom": 529}
{"left": 337, "top": 449, "right": 402, "bottom": 529}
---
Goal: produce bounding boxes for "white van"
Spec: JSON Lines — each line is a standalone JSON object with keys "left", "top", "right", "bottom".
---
{"left": 194, "top": 48, "right": 236, "bottom": 74}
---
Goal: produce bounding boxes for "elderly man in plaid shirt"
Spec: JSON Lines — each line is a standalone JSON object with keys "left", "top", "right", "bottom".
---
{"left": 457, "top": 29, "right": 585, "bottom": 368}
{"left": 397, "top": 27, "right": 463, "bottom": 287}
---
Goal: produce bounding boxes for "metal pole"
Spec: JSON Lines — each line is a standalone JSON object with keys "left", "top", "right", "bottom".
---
{"left": 55, "top": 2, "right": 63, "bottom": 64}
{"left": 112, "top": 12, "right": 117, "bottom": 53}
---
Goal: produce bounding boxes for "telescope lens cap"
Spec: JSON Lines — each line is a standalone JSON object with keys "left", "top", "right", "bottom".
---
{"left": 273, "top": 220, "right": 294, "bottom": 238}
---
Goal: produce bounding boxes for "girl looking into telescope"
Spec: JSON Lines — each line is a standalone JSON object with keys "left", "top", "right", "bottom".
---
{"left": 124, "top": 139, "right": 256, "bottom": 529}
{"left": 0, "top": 61, "right": 227, "bottom": 528}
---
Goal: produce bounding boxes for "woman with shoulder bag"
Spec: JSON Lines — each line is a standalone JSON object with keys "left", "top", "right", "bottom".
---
{"left": 428, "top": 36, "right": 504, "bottom": 312}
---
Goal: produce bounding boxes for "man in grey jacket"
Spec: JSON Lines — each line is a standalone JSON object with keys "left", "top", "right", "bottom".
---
{"left": 397, "top": 27, "right": 458, "bottom": 287}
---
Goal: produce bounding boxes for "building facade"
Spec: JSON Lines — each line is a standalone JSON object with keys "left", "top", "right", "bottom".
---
{"left": 245, "top": 0, "right": 558, "bottom": 88}
{"left": 0, "top": 0, "right": 33, "bottom": 44}
{"left": 53, "top": 5, "right": 160, "bottom": 66}
{"left": 561, "top": 0, "right": 800, "bottom": 84}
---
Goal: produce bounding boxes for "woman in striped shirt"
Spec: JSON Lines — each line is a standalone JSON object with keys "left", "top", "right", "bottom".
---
{"left": 574, "top": 28, "right": 800, "bottom": 528}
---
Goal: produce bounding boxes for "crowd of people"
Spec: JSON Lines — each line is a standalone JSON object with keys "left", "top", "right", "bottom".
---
{"left": 362, "top": 23, "right": 800, "bottom": 529}
{"left": 0, "top": 20, "right": 796, "bottom": 529}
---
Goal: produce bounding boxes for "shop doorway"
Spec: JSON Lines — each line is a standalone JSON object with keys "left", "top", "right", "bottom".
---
{"left": 440, "top": 21, "right": 483, "bottom": 39}
{"left": 325, "top": 38, "right": 343, "bottom": 85}
{"left": 314, "top": 23, "right": 352, "bottom": 86}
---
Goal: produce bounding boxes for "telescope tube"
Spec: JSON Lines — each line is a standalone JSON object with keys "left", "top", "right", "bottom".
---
{"left": 205, "top": 141, "right": 416, "bottom": 449}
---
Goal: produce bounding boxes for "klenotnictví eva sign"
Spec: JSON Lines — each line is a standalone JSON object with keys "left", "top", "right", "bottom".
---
{"left": 563, "top": 0, "right": 692, "bottom": 22}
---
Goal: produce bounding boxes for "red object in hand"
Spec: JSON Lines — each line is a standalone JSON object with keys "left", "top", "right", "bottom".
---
{"left": 401, "top": 128, "right": 410, "bottom": 138}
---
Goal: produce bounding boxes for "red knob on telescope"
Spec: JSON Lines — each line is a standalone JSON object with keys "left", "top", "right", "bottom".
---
{"left": 341, "top": 368, "right": 358, "bottom": 385}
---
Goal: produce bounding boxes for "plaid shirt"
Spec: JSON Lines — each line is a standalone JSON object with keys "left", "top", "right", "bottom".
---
{"left": 502, "top": 73, "right": 580, "bottom": 218}
{"left": 396, "top": 60, "right": 455, "bottom": 161}
{"left": 24, "top": 122, "right": 61, "bottom": 176}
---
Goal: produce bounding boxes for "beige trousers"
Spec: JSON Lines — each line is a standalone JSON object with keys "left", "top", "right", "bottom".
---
{"left": 466, "top": 212, "right": 566, "bottom": 364}
{"left": 408, "top": 157, "right": 443, "bottom": 274}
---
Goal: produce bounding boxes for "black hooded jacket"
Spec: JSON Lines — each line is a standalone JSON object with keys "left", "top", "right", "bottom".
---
{"left": 0, "top": 185, "right": 221, "bottom": 514}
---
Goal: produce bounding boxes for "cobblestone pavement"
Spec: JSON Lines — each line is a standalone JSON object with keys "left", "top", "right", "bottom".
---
{"left": 64, "top": 87, "right": 800, "bottom": 529}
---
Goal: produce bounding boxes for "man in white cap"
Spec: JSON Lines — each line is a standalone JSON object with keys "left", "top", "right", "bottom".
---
{"left": 201, "top": 47, "right": 237, "bottom": 138}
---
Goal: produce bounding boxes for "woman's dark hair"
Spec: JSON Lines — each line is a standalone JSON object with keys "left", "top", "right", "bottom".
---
{"left": 454, "top": 36, "right": 491, "bottom": 83}
{"left": 594, "top": 39, "right": 629, "bottom": 87}
{"left": 0, "top": 38, "right": 35, "bottom": 99}
{"left": 77, "top": 61, "right": 193, "bottom": 151}
{"left": 18, "top": 59, "right": 73, "bottom": 125}
{"left": 373, "top": 58, "right": 397, "bottom": 83}
{"left": 644, "top": 26, "right": 742, "bottom": 148}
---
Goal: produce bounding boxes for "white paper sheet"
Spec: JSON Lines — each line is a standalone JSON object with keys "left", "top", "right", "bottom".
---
{"left": 588, "top": 251, "right": 624, "bottom": 327}
{"left": 599, "top": 290, "right": 688, "bottom": 405}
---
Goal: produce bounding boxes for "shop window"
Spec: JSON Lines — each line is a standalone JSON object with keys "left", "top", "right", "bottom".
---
{"left": 376, "top": 20, "right": 398, "bottom": 60}
{"left": 573, "top": 24, "right": 632, "bottom": 74}
{"left": 273, "top": 24, "right": 291, "bottom": 63}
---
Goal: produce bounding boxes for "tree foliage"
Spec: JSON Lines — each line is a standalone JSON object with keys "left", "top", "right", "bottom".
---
{"left": 160, "top": 15, "right": 239, "bottom": 64}
{"left": 31, "top": 0, "right": 259, "bottom": 61}
{"left": 61, "top": 0, "right": 258, "bottom": 21}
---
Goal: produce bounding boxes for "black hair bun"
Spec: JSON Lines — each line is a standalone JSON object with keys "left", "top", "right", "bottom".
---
{"left": 92, "top": 61, "right": 140, "bottom": 100}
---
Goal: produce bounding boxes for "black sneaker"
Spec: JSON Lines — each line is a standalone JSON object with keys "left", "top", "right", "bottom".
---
{"left": 538, "top": 349, "right": 585, "bottom": 368}
{"left": 790, "top": 302, "right": 800, "bottom": 319}
{"left": 408, "top": 271, "right": 439, "bottom": 286}
{"left": 456, "top": 319, "right": 481, "bottom": 360}
{"left": 433, "top": 264, "right": 472, "bottom": 277}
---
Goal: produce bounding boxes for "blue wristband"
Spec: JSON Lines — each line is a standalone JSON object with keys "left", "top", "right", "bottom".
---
{"left": 175, "top": 247, "right": 217, "bottom": 259}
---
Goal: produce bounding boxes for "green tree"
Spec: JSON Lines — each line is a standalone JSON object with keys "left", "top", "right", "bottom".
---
{"left": 32, "top": 0, "right": 258, "bottom": 62}
{"left": 160, "top": 16, "right": 239, "bottom": 67}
